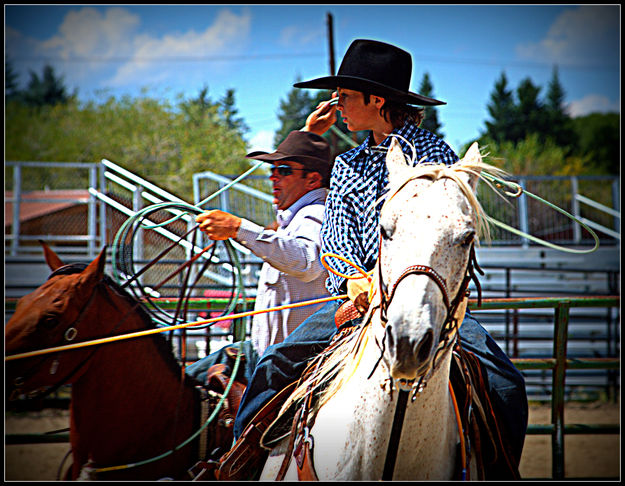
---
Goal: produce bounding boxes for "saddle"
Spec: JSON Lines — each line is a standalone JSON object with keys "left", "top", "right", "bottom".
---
{"left": 193, "top": 326, "right": 359, "bottom": 481}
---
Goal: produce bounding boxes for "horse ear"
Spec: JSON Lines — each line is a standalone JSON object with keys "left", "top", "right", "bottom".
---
{"left": 82, "top": 246, "right": 108, "bottom": 282}
{"left": 460, "top": 142, "right": 483, "bottom": 192}
{"left": 386, "top": 137, "right": 412, "bottom": 189}
{"left": 40, "top": 240, "right": 65, "bottom": 271}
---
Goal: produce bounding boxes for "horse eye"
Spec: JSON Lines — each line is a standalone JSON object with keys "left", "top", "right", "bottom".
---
{"left": 460, "top": 231, "right": 476, "bottom": 248}
{"left": 40, "top": 315, "right": 58, "bottom": 330}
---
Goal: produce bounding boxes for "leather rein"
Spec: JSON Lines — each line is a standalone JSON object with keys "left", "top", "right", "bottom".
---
{"left": 377, "top": 242, "right": 483, "bottom": 480}
{"left": 10, "top": 264, "right": 105, "bottom": 401}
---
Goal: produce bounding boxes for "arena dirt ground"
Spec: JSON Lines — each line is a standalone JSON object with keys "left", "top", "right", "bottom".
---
{"left": 4, "top": 400, "right": 620, "bottom": 480}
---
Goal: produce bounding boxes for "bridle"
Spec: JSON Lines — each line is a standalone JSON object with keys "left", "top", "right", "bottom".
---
{"left": 378, "top": 242, "right": 483, "bottom": 346}
{"left": 9, "top": 264, "right": 140, "bottom": 401}
{"left": 374, "top": 239, "right": 483, "bottom": 481}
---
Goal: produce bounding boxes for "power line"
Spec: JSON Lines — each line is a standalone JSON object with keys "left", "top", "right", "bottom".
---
{"left": 10, "top": 51, "right": 617, "bottom": 72}
{"left": 414, "top": 54, "right": 618, "bottom": 72}
{"left": 11, "top": 52, "right": 326, "bottom": 64}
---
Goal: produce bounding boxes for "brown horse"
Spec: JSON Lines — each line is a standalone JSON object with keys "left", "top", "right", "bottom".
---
{"left": 5, "top": 244, "right": 237, "bottom": 480}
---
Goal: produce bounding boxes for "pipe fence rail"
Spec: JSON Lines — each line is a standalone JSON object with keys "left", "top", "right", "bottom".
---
{"left": 5, "top": 162, "right": 621, "bottom": 257}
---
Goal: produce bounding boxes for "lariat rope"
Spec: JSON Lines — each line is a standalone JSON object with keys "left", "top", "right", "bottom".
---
{"left": 332, "top": 127, "right": 600, "bottom": 254}
{"left": 4, "top": 294, "right": 346, "bottom": 362}
{"left": 479, "top": 172, "right": 599, "bottom": 254}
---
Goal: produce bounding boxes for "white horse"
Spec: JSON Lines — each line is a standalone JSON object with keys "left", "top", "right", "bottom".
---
{"left": 259, "top": 139, "right": 507, "bottom": 480}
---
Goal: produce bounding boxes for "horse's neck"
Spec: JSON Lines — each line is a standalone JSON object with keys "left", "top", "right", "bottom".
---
{"left": 69, "top": 293, "right": 197, "bottom": 471}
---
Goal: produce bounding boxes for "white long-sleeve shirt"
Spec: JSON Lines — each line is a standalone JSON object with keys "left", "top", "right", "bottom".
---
{"left": 235, "top": 188, "right": 330, "bottom": 356}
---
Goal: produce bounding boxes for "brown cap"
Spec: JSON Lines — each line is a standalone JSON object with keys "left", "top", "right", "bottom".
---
{"left": 246, "top": 130, "right": 332, "bottom": 181}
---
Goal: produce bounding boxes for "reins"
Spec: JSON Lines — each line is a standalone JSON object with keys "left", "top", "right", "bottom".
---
{"left": 319, "top": 238, "right": 481, "bottom": 480}
{"left": 376, "top": 243, "right": 479, "bottom": 480}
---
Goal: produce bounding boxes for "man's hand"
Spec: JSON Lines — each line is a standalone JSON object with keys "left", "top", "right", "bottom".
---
{"left": 347, "top": 275, "right": 372, "bottom": 315}
{"left": 196, "top": 210, "right": 241, "bottom": 240}
{"left": 302, "top": 93, "right": 338, "bottom": 136}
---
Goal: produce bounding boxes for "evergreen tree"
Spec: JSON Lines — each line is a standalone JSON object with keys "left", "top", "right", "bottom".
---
{"left": 483, "top": 72, "right": 517, "bottom": 143}
{"left": 515, "top": 77, "right": 545, "bottom": 142}
{"left": 179, "top": 85, "right": 220, "bottom": 128}
{"left": 417, "top": 72, "right": 444, "bottom": 138}
{"left": 219, "top": 88, "right": 248, "bottom": 135}
{"left": 5, "top": 57, "right": 22, "bottom": 102}
{"left": 274, "top": 81, "right": 317, "bottom": 147}
{"left": 545, "top": 66, "right": 576, "bottom": 151}
{"left": 22, "top": 64, "right": 72, "bottom": 107}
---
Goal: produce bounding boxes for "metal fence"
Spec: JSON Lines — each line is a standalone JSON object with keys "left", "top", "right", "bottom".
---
{"left": 192, "top": 171, "right": 275, "bottom": 227}
{"left": 5, "top": 161, "right": 620, "bottom": 256}
{"left": 5, "top": 161, "right": 101, "bottom": 256}
{"left": 478, "top": 175, "right": 620, "bottom": 246}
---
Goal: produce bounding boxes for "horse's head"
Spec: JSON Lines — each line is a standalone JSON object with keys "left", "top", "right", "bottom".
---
{"left": 376, "top": 139, "right": 485, "bottom": 383}
{"left": 5, "top": 243, "right": 108, "bottom": 400}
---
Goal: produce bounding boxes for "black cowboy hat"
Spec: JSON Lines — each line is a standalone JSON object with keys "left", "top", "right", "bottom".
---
{"left": 246, "top": 130, "right": 332, "bottom": 181}
{"left": 294, "top": 39, "right": 445, "bottom": 106}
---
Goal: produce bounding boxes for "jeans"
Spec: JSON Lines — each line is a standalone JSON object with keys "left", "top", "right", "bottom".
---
{"left": 186, "top": 339, "right": 260, "bottom": 387}
{"left": 232, "top": 300, "right": 528, "bottom": 464}
{"left": 232, "top": 300, "right": 344, "bottom": 439}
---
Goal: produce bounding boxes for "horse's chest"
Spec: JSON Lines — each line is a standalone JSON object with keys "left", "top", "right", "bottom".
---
{"left": 309, "top": 378, "right": 397, "bottom": 478}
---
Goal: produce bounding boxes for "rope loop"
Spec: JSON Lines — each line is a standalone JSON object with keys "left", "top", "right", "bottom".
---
{"left": 320, "top": 252, "right": 373, "bottom": 282}
{"left": 480, "top": 172, "right": 600, "bottom": 254}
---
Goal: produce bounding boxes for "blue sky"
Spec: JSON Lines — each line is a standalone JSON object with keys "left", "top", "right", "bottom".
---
{"left": 5, "top": 4, "right": 620, "bottom": 156}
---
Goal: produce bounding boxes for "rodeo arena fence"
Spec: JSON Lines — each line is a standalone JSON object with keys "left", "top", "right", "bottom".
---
{"left": 5, "top": 159, "right": 621, "bottom": 480}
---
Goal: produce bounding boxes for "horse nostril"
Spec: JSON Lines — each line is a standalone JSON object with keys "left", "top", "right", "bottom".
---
{"left": 416, "top": 330, "right": 433, "bottom": 364}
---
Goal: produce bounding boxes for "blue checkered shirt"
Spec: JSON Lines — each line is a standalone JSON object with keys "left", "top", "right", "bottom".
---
{"left": 320, "top": 122, "right": 459, "bottom": 296}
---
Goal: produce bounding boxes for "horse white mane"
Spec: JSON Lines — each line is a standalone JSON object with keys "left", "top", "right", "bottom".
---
{"left": 383, "top": 141, "right": 508, "bottom": 244}
{"left": 279, "top": 142, "right": 509, "bottom": 415}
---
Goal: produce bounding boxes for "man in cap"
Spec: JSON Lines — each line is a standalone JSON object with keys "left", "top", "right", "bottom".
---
{"left": 222, "top": 39, "right": 526, "bottom": 479}
{"left": 187, "top": 130, "right": 332, "bottom": 385}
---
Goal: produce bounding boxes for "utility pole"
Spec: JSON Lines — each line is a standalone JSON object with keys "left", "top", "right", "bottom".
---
{"left": 326, "top": 12, "right": 337, "bottom": 155}
{"left": 327, "top": 12, "right": 336, "bottom": 75}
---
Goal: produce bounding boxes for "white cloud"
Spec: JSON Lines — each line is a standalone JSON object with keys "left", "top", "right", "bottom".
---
{"left": 41, "top": 7, "right": 141, "bottom": 59}
{"left": 247, "top": 130, "right": 276, "bottom": 152}
{"left": 108, "top": 8, "right": 252, "bottom": 87}
{"left": 7, "top": 7, "right": 252, "bottom": 92}
{"left": 516, "top": 6, "right": 619, "bottom": 66}
{"left": 278, "top": 25, "right": 323, "bottom": 48}
{"left": 566, "top": 94, "right": 620, "bottom": 118}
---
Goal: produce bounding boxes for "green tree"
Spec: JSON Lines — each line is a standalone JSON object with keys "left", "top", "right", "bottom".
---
{"left": 22, "top": 64, "right": 73, "bottom": 107}
{"left": 417, "top": 72, "right": 444, "bottom": 138}
{"left": 483, "top": 72, "right": 517, "bottom": 143}
{"left": 219, "top": 88, "right": 248, "bottom": 135}
{"left": 5, "top": 57, "right": 22, "bottom": 102}
{"left": 515, "top": 77, "right": 547, "bottom": 142}
{"left": 5, "top": 90, "right": 249, "bottom": 198}
{"left": 571, "top": 112, "right": 619, "bottom": 175}
{"left": 274, "top": 81, "right": 320, "bottom": 147}
{"left": 478, "top": 133, "right": 590, "bottom": 176}
{"left": 545, "top": 66, "right": 576, "bottom": 151}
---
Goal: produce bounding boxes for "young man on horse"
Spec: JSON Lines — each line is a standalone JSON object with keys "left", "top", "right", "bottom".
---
{"left": 217, "top": 39, "right": 528, "bottom": 480}
{"left": 188, "top": 130, "right": 332, "bottom": 384}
